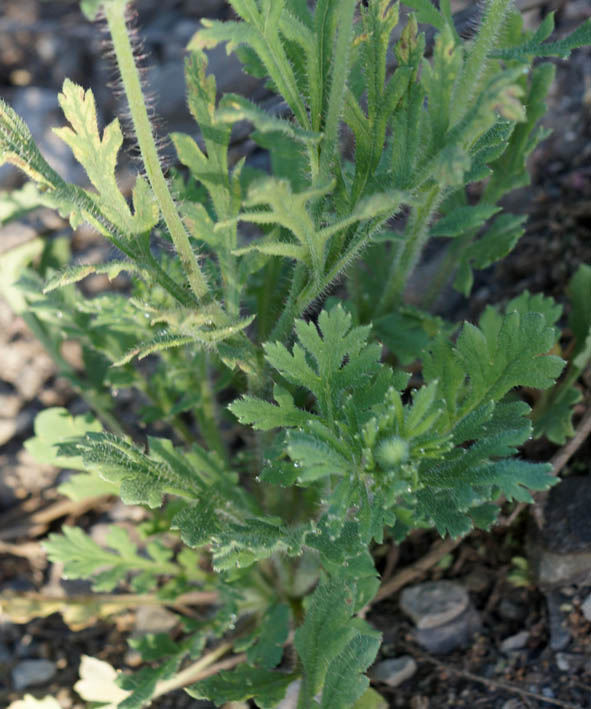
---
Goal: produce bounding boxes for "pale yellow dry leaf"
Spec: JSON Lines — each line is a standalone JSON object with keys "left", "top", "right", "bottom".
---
{"left": 74, "top": 655, "right": 131, "bottom": 708}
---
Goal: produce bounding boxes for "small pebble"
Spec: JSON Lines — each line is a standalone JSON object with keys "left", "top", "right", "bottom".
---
{"left": 555, "top": 652, "right": 585, "bottom": 672}
{"left": 370, "top": 656, "right": 417, "bottom": 687}
{"left": 276, "top": 680, "right": 300, "bottom": 709}
{"left": 0, "top": 642, "right": 11, "bottom": 663}
{"left": 462, "top": 567, "right": 490, "bottom": 593}
{"left": 498, "top": 597, "right": 527, "bottom": 622}
{"left": 580, "top": 591, "right": 591, "bottom": 622}
{"left": 414, "top": 605, "right": 481, "bottom": 655}
{"left": 12, "top": 659, "right": 57, "bottom": 690}
{"left": 502, "top": 700, "right": 525, "bottom": 709}
{"left": 500, "top": 630, "right": 529, "bottom": 654}
{"left": 400, "top": 581, "right": 469, "bottom": 629}
{"left": 546, "top": 591, "right": 571, "bottom": 651}
{"left": 133, "top": 605, "right": 178, "bottom": 635}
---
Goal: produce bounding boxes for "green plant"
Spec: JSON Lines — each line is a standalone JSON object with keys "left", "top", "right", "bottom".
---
{"left": 1, "top": 0, "right": 590, "bottom": 706}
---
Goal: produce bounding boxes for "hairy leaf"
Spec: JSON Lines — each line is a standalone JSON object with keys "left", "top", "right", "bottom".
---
{"left": 187, "top": 665, "right": 295, "bottom": 708}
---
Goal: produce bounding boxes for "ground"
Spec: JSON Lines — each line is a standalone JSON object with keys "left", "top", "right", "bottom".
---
{"left": 0, "top": 1, "right": 590, "bottom": 707}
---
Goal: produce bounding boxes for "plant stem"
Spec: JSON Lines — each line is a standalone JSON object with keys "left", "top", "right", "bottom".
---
{"left": 451, "top": 0, "right": 513, "bottom": 123}
{"left": 153, "top": 642, "right": 239, "bottom": 698}
{"left": 420, "top": 229, "right": 471, "bottom": 309}
{"left": 269, "top": 263, "right": 307, "bottom": 345}
{"left": 196, "top": 352, "right": 229, "bottom": 465}
{"left": 318, "top": 0, "right": 357, "bottom": 184}
{"left": 104, "top": 3, "right": 210, "bottom": 303}
{"left": 376, "top": 185, "right": 441, "bottom": 315}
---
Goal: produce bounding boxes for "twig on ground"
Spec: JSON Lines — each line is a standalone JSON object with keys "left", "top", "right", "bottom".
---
{"left": 0, "top": 539, "right": 44, "bottom": 561}
{"left": 381, "top": 542, "right": 400, "bottom": 585}
{"left": 371, "top": 536, "right": 463, "bottom": 606}
{"left": 0, "top": 495, "right": 112, "bottom": 541}
{"left": 402, "top": 643, "right": 582, "bottom": 709}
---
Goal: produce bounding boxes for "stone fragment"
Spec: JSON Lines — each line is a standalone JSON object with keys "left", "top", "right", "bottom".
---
{"left": 580, "top": 590, "right": 591, "bottom": 622}
{"left": 277, "top": 680, "right": 301, "bottom": 709}
{"left": 502, "top": 700, "right": 526, "bottom": 709}
{"left": 414, "top": 604, "right": 481, "bottom": 654}
{"left": 546, "top": 590, "right": 571, "bottom": 651}
{"left": 400, "top": 581, "right": 469, "bottom": 629}
{"left": 0, "top": 409, "right": 34, "bottom": 446}
{"left": 555, "top": 652, "right": 585, "bottom": 672}
{"left": 0, "top": 642, "right": 11, "bottom": 663}
{"left": 133, "top": 605, "right": 178, "bottom": 635}
{"left": 370, "top": 656, "right": 417, "bottom": 687}
{"left": 500, "top": 630, "right": 529, "bottom": 654}
{"left": 497, "top": 597, "right": 527, "bottom": 622}
{"left": 462, "top": 566, "right": 491, "bottom": 593}
{"left": 12, "top": 659, "right": 57, "bottom": 690}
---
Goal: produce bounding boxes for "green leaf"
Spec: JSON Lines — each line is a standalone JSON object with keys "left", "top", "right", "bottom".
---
{"left": 230, "top": 385, "right": 312, "bottom": 431}
{"left": 187, "top": 665, "right": 295, "bottom": 708}
{"left": 373, "top": 307, "right": 448, "bottom": 365}
{"left": 190, "top": 5, "right": 309, "bottom": 128}
{"left": 211, "top": 517, "right": 305, "bottom": 571}
{"left": 58, "top": 472, "right": 119, "bottom": 501}
{"left": 117, "top": 657, "right": 180, "bottom": 709}
{"left": 287, "top": 428, "right": 355, "bottom": 482}
{"left": 25, "top": 408, "right": 103, "bottom": 470}
{"left": 505, "top": 290, "right": 562, "bottom": 329}
{"left": 320, "top": 629, "right": 381, "bottom": 709}
{"left": 43, "top": 261, "right": 146, "bottom": 293}
{"left": 430, "top": 205, "right": 501, "bottom": 238}
{"left": 0, "top": 182, "right": 55, "bottom": 224}
{"left": 170, "top": 500, "right": 220, "bottom": 548}
{"left": 430, "top": 309, "right": 565, "bottom": 419}
{"left": 267, "top": 305, "right": 380, "bottom": 418}
{"left": 294, "top": 578, "right": 379, "bottom": 705}
{"left": 0, "top": 237, "right": 45, "bottom": 313}
{"left": 226, "top": 177, "right": 332, "bottom": 283}
{"left": 43, "top": 525, "right": 174, "bottom": 592}
{"left": 217, "top": 93, "right": 321, "bottom": 145}
{"left": 568, "top": 264, "right": 591, "bottom": 366}
{"left": 353, "top": 687, "right": 388, "bottom": 709}
{"left": 247, "top": 604, "right": 290, "bottom": 670}
{"left": 454, "top": 214, "right": 527, "bottom": 296}
{"left": 492, "top": 17, "right": 591, "bottom": 60}
{"left": 54, "top": 80, "right": 157, "bottom": 235}
{"left": 401, "top": 0, "right": 443, "bottom": 29}
{"left": 0, "top": 99, "right": 63, "bottom": 188}
{"left": 61, "top": 432, "right": 206, "bottom": 508}
{"left": 533, "top": 385, "right": 581, "bottom": 444}
{"left": 113, "top": 314, "right": 255, "bottom": 366}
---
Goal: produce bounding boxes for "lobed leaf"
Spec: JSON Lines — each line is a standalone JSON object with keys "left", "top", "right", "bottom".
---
{"left": 187, "top": 665, "right": 295, "bottom": 708}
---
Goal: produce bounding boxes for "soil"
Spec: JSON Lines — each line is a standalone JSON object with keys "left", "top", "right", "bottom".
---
{"left": 0, "top": 1, "right": 590, "bottom": 708}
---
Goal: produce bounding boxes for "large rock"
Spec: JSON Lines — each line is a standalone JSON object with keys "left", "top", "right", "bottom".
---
{"left": 531, "top": 477, "right": 591, "bottom": 588}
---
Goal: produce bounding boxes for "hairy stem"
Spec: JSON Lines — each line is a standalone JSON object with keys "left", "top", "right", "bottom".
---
{"left": 196, "top": 352, "right": 229, "bottom": 466}
{"left": 420, "top": 228, "right": 472, "bottom": 308}
{"left": 104, "top": 3, "right": 210, "bottom": 302}
{"left": 318, "top": 0, "right": 357, "bottom": 184}
{"left": 269, "top": 263, "right": 308, "bottom": 345}
{"left": 451, "top": 0, "right": 513, "bottom": 123}
{"left": 153, "top": 642, "right": 238, "bottom": 698}
{"left": 376, "top": 185, "right": 441, "bottom": 315}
